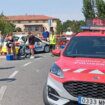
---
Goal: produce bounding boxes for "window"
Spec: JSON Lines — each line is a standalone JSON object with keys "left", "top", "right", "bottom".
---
{"left": 64, "top": 36, "right": 105, "bottom": 58}
{"left": 22, "top": 36, "right": 27, "bottom": 42}
{"left": 18, "top": 21, "right": 21, "bottom": 23}
{"left": 28, "top": 21, "right": 32, "bottom": 23}
{"left": 35, "top": 37, "right": 41, "bottom": 42}
{"left": 13, "top": 36, "right": 19, "bottom": 41}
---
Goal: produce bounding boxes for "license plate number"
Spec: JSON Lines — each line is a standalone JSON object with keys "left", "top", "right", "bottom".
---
{"left": 78, "top": 96, "right": 105, "bottom": 105}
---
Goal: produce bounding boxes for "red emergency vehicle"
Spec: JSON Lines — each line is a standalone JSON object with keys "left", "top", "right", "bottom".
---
{"left": 43, "top": 27, "right": 105, "bottom": 105}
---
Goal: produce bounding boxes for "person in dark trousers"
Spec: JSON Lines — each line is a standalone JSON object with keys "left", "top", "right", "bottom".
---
{"left": 49, "top": 30, "right": 56, "bottom": 51}
{"left": 42, "top": 28, "right": 49, "bottom": 41}
{"left": 28, "top": 32, "right": 36, "bottom": 59}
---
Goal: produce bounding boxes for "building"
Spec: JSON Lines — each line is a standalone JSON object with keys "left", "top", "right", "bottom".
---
{"left": 7, "top": 15, "right": 57, "bottom": 33}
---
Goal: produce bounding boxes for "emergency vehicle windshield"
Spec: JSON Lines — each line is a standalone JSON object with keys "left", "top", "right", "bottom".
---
{"left": 64, "top": 36, "right": 105, "bottom": 58}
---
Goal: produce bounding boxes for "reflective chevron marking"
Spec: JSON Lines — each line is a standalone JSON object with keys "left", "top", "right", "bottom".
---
{"left": 89, "top": 69, "right": 104, "bottom": 74}
{"left": 63, "top": 69, "right": 70, "bottom": 72}
{"left": 73, "top": 68, "right": 86, "bottom": 73}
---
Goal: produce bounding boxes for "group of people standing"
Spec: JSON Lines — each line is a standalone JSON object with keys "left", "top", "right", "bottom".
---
{"left": 5, "top": 32, "right": 36, "bottom": 59}
{"left": 42, "top": 28, "right": 56, "bottom": 51}
{"left": 28, "top": 29, "right": 57, "bottom": 59}
{"left": 0, "top": 27, "right": 57, "bottom": 59}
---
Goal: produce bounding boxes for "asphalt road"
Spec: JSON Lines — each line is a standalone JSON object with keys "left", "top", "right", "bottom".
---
{"left": 0, "top": 53, "right": 58, "bottom": 105}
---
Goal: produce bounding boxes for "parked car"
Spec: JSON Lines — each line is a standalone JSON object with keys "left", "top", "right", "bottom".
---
{"left": 1, "top": 34, "right": 50, "bottom": 55}
{"left": 14, "top": 34, "right": 27, "bottom": 46}
{"left": 19, "top": 36, "right": 50, "bottom": 57}
{"left": 14, "top": 34, "right": 50, "bottom": 53}
{"left": 34, "top": 36, "right": 50, "bottom": 53}
{"left": 43, "top": 30, "right": 105, "bottom": 105}
{"left": 0, "top": 34, "right": 27, "bottom": 55}
{"left": 17, "top": 36, "right": 50, "bottom": 59}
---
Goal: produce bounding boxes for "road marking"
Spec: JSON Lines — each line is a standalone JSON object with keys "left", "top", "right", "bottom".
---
{"left": 0, "top": 86, "right": 7, "bottom": 101}
{"left": 8, "top": 71, "right": 19, "bottom": 78}
{"left": 23, "top": 62, "right": 32, "bottom": 67}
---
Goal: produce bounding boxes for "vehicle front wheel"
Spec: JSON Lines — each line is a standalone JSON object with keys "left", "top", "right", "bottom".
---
{"left": 43, "top": 84, "right": 50, "bottom": 105}
{"left": 44, "top": 46, "right": 50, "bottom": 53}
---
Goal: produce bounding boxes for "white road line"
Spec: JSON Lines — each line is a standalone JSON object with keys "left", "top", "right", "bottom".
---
{"left": 8, "top": 71, "right": 19, "bottom": 78}
{"left": 23, "top": 62, "right": 32, "bottom": 67}
{"left": 0, "top": 86, "right": 7, "bottom": 101}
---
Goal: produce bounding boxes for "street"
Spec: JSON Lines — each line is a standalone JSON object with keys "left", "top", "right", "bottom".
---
{"left": 0, "top": 53, "right": 57, "bottom": 105}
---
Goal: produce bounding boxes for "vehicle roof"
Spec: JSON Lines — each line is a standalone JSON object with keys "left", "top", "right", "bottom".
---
{"left": 76, "top": 31, "right": 105, "bottom": 37}
{"left": 14, "top": 34, "right": 27, "bottom": 37}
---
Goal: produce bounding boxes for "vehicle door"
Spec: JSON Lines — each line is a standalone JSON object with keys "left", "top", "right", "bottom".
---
{"left": 34, "top": 37, "right": 44, "bottom": 52}
{"left": 21, "top": 36, "right": 27, "bottom": 44}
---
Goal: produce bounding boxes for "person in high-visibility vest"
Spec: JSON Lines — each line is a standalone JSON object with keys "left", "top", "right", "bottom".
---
{"left": 49, "top": 31, "right": 56, "bottom": 51}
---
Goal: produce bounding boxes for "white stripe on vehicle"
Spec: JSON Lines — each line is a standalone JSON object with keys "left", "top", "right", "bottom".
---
{"left": 63, "top": 69, "right": 70, "bottom": 72}
{"left": 89, "top": 69, "right": 104, "bottom": 74}
{"left": 73, "top": 68, "right": 86, "bottom": 73}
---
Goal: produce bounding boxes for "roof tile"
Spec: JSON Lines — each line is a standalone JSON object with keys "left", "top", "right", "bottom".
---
{"left": 7, "top": 15, "right": 56, "bottom": 21}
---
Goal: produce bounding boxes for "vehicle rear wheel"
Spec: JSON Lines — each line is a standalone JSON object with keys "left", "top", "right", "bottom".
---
{"left": 44, "top": 46, "right": 50, "bottom": 53}
{"left": 43, "top": 84, "right": 50, "bottom": 105}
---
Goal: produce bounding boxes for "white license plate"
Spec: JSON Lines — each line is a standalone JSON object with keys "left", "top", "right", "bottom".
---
{"left": 78, "top": 96, "right": 105, "bottom": 105}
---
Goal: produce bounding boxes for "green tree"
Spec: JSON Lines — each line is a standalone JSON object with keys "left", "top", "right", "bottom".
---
{"left": 56, "top": 19, "right": 63, "bottom": 34}
{"left": 62, "top": 20, "right": 72, "bottom": 32}
{"left": 15, "top": 27, "right": 22, "bottom": 32}
{"left": 0, "top": 13, "right": 15, "bottom": 35}
{"left": 82, "top": 0, "right": 95, "bottom": 19}
{"left": 70, "top": 20, "right": 86, "bottom": 32}
{"left": 96, "top": 0, "right": 105, "bottom": 19}
{"left": 62, "top": 20, "right": 85, "bottom": 33}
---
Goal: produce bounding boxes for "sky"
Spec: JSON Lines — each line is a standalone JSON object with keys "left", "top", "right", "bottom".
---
{"left": 0, "top": 0, "right": 84, "bottom": 21}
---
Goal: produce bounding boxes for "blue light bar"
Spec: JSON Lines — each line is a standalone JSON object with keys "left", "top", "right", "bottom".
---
{"left": 80, "top": 26, "right": 90, "bottom": 30}
{"left": 80, "top": 26, "right": 105, "bottom": 31}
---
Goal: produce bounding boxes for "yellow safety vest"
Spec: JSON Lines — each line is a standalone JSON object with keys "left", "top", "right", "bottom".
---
{"left": 49, "top": 34, "right": 56, "bottom": 45}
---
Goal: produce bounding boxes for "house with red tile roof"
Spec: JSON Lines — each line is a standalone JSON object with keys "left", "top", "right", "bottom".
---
{"left": 7, "top": 15, "right": 57, "bottom": 33}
